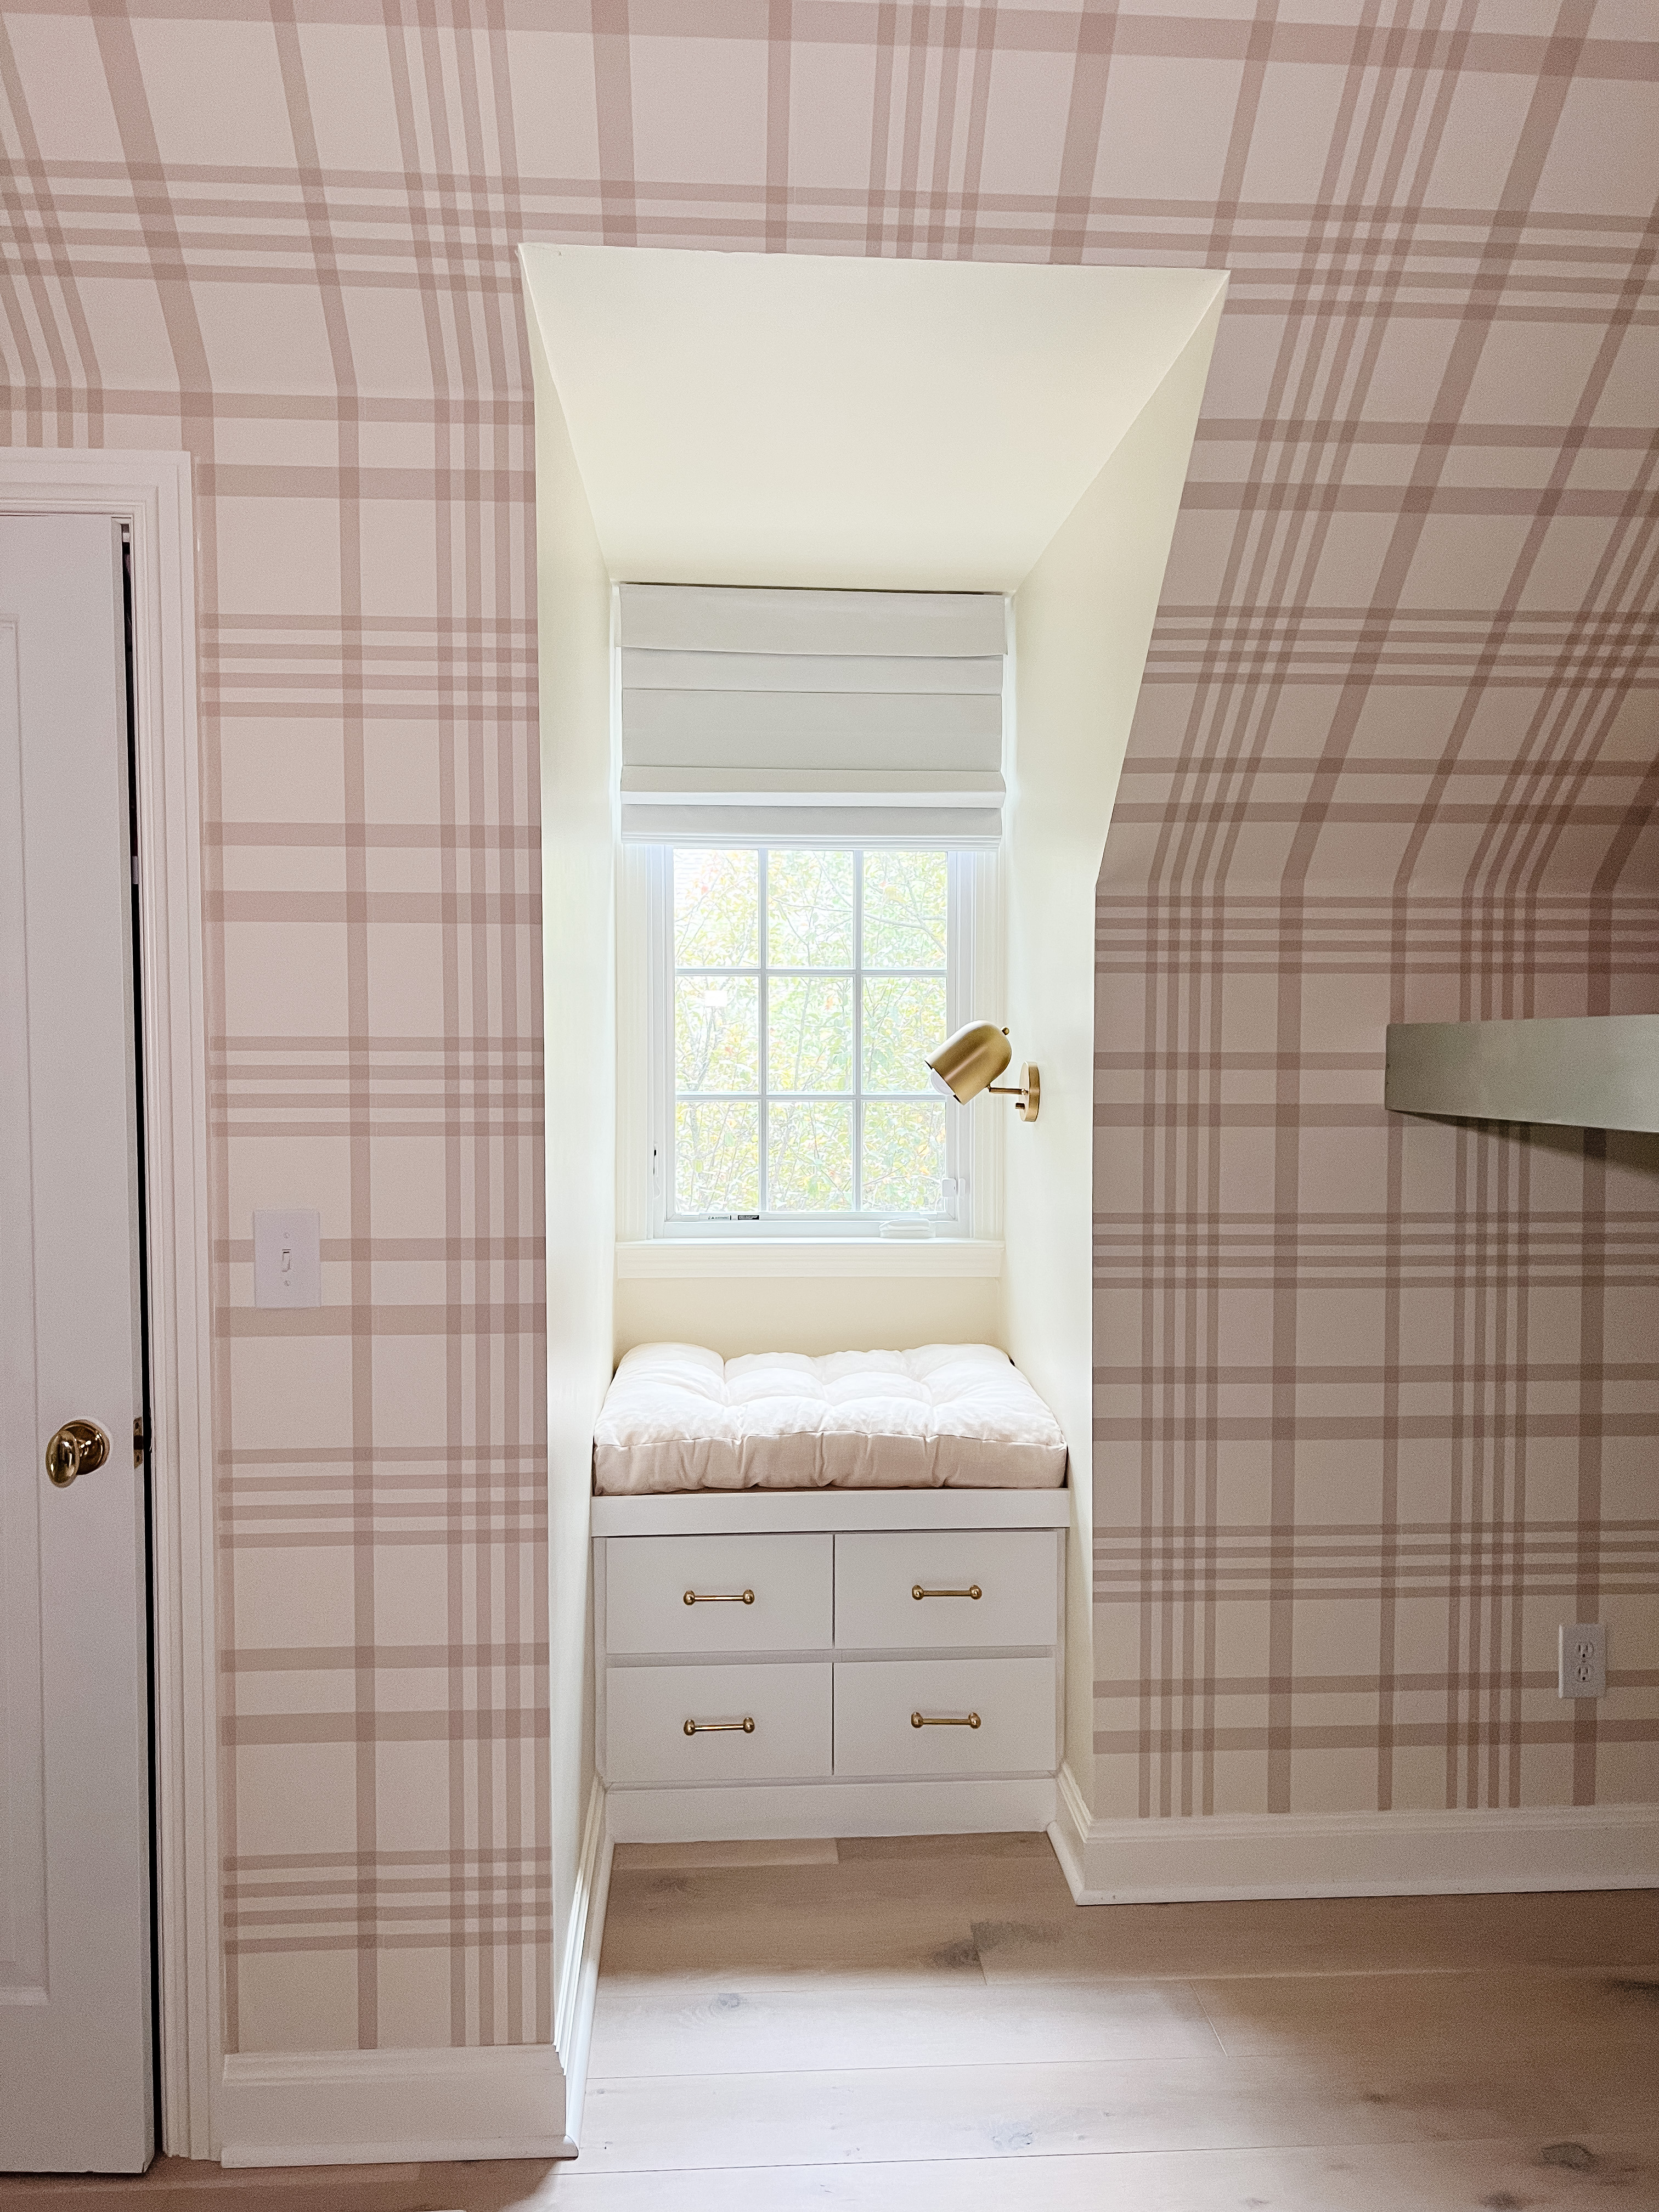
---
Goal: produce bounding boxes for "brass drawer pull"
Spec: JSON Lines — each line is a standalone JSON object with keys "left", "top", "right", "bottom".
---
{"left": 912, "top": 1711, "right": 980, "bottom": 1729}
{"left": 684, "top": 1588, "right": 755, "bottom": 1606}
{"left": 912, "top": 1583, "right": 981, "bottom": 1601}
{"left": 684, "top": 1716, "right": 756, "bottom": 1736}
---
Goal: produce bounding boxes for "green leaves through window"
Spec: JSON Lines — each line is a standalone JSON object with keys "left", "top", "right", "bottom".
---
{"left": 667, "top": 847, "right": 953, "bottom": 1224}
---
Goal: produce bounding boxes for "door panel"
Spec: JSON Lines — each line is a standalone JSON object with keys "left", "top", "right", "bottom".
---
{"left": 0, "top": 515, "right": 153, "bottom": 2172}
{"left": 0, "top": 613, "right": 49, "bottom": 2006}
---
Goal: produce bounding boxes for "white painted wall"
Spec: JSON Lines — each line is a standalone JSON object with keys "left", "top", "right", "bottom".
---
{"left": 524, "top": 292, "right": 614, "bottom": 2033}
{"left": 1005, "top": 291, "right": 1227, "bottom": 1815}
{"left": 614, "top": 1268, "right": 1001, "bottom": 1361}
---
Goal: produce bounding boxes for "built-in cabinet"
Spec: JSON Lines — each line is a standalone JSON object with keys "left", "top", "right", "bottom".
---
{"left": 593, "top": 1489, "right": 1067, "bottom": 1841}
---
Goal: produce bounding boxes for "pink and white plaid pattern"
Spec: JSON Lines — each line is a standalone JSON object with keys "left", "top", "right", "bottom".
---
{"left": 2, "top": 0, "right": 1653, "bottom": 2050}
{"left": 1094, "top": 0, "right": 1659, "bottom": 1820}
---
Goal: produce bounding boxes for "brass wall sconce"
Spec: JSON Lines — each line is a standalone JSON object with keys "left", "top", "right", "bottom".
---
{"left": 925, "top": 1022, "right": 1040, "bottom": 1122}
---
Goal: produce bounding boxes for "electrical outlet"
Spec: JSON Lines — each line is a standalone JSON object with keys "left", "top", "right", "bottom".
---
{"left": 1559, "top": 1623, "right": 1607, "bottom": 1700}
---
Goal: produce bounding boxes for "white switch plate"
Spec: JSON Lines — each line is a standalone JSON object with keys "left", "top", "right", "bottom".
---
{"left": 1559, "top": 1622, "right": 1607, "bottom": 1699}
{"left": 253, "top": 1209, "right": 321, "bottom": 1308}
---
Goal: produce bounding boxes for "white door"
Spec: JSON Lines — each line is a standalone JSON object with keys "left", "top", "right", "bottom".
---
{"left": 0, "top": 515, "right": 153, "bottom": 2171}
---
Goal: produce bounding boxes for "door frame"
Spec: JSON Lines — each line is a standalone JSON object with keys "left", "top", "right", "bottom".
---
{"left": 0, "top": 452, "right": 219, "bottom": 2159}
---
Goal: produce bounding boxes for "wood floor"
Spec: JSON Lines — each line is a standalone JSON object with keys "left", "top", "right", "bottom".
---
{"left": 5, "top": 1833, "right": 1658, "bottom": 2209}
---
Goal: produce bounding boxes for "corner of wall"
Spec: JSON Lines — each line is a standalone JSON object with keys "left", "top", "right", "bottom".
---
{"left": 554, "top": 1777, "right": 614, "bottom": 2148}
{"left": 524, "top": 269, "right": 616, "bottom": 2017}
{"left": 1002, "top": 295, "right": 1226, "bottom": 1822}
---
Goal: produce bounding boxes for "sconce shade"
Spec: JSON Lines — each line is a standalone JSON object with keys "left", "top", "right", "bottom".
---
{"left": 926, "top": 1021, "right": 1012, "bottom": 1104}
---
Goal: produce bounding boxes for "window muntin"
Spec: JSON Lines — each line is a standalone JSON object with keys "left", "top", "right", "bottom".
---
{"left": 657, "top": 847, "right": 960, "bottom": 1232}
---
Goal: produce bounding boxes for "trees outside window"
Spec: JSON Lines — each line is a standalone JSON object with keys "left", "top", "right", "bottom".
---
{"left": 660, "top": 847, "right": 959, "bottom": 1228}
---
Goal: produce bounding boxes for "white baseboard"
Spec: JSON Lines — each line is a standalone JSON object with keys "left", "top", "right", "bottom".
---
{"left": 215, "top": 1778, "right": 619, "bottom": 2159}
{"left": 219, "top": 2043, "right": 571, "bottom": 2168}
{"left": 1049, "top": 1764, "right": 1659, "bottom": 1904}
{"left": 1046, "top": 1759, "right": 1095, "bottom": 1898}
{"left": 556, "top": 1776, "right": 614, "bottom": 2151}
{"left": 605, "top": 1774, "right": 1057, "bottom": 1843}
{"left": 220, "top": 1781, "right": 619, "bottom": 2170}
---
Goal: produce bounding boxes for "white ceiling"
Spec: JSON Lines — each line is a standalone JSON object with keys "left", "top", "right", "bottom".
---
{"left": 520, "top": 247, "right": 1226, "bottom": 594}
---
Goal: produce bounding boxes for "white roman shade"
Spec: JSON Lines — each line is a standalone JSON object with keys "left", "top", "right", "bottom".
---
{"left": 618, "top": 584, "right": 1006, "bottom": 846}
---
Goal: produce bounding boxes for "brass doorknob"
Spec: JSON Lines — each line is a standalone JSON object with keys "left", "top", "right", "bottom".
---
{"left": 45, "top": 1419, "right": 110, "bottom": 1488}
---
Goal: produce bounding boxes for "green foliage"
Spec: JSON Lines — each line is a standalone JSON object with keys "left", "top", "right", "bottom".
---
{"left": 864, "top": 850, "right": 947, "bottom": 969}
{"left": 672, "top": 847, "right": 951, "bottom": 1218}
{"left": 768, "top": 849, "right": 854, "bottom": 967}
{"left": 675, "top": 976, "right": 758, "bottom": 1093}
{"left": 768, "top": 1102, "right": 854, "bottom": 1211}
{"left": 862, "top": 975, "right": 946, "bottom": 1092}
{"left": 674, "top": 848, "right": 759, "bottom": 967}
{"left": 862, "top": 1101, "right": 946, "bottom": 1213}
{"left": 674, "top": 1101, "right": 759, "bottom": 1214}
{"left": 769, "top": 975, "right": 853, "bottom": 1092}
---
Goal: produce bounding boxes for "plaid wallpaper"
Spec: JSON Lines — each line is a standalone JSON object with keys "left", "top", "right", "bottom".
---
{"left": 1, "top": 0, "right": 1654, "bottom": 2053}
{"left": 1091, "top": 0, "right": 1659, "bottom": 1820}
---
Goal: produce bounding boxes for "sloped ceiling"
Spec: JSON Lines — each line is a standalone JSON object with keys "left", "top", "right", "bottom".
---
{"left": 4, "top": 2, "right": 1646, "bottom": 899}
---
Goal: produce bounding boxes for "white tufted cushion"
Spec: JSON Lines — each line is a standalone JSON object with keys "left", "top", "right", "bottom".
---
{"left": 592, "top": 1342, "right": 1068, "bottom": 1494}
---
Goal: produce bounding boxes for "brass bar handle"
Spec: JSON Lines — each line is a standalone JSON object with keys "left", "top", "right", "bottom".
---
{"left": 45, "top": 1419, "right": 110, "bottom": 1489}
{"left": 684, "top": 1717, "right": 756, "bottom": 1736}
{"left": 912, "top": 1711, "right": 980, "bottom": 1729}
{"left": 684, "top": 1589, "right": 755, "bottom": 1606}
{"left": 912, "top": 1583, "right": 981, "bottom": 1601}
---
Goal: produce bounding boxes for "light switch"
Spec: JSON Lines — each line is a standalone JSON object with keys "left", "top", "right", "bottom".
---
{"left": 254, "top": 1209, "right": 321, "bottom": 1308}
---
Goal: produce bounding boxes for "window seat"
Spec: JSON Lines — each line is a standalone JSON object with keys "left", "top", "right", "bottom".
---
{"left": 592, "top": 1342, "right": 1068, "bottom": 1495}
{"left": 591, "top": 1463, "right": 1069, "bottom": 1844}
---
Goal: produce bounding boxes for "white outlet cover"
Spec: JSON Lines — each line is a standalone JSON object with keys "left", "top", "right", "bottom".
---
{"left": 253, "top": 1209, "right": 321, "bottom": 1309}
{"left": 1558, "top": 1622, "right": 1607, "bottom": 1699}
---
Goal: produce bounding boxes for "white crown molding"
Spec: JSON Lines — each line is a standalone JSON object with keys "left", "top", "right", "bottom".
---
{"left": 1050, "top": 1765, "right": 1659, "bottom": 1904}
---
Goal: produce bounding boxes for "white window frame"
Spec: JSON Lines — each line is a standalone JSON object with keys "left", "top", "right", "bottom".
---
{"left": 641, "top": 844, "right": 991, "bottom": 1240}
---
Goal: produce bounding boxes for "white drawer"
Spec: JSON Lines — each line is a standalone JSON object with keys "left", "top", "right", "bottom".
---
{"left": 833, "top": 1656, "right": 1057, "bottom": 1779}
{"left": 605, "top": 1533, "right": 832, "bottom": 1656}
{"left": 834, "top": 1530, "right": 1058, "bottom": 1651}
{"left": 606, "top": 1662, "right": 833, "bottom": 1786}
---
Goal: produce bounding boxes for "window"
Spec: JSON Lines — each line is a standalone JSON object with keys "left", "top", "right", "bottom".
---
{"left": 648, "top": 847, "right": 968, "bottom": 1235}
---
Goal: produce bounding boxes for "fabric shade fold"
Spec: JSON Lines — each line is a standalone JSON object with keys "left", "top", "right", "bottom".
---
{"left": 618, "top": 583, "right": 1006, "bottom": 847}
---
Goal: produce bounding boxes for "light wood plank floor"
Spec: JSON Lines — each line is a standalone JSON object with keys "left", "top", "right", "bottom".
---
{"left": 5, "top": 1834, "right": 1658, "bottom": 2210}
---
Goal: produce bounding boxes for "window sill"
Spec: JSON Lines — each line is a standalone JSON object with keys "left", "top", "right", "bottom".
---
{"left": 614, "top": 1238, "right": 1003, "bottom": 1280}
